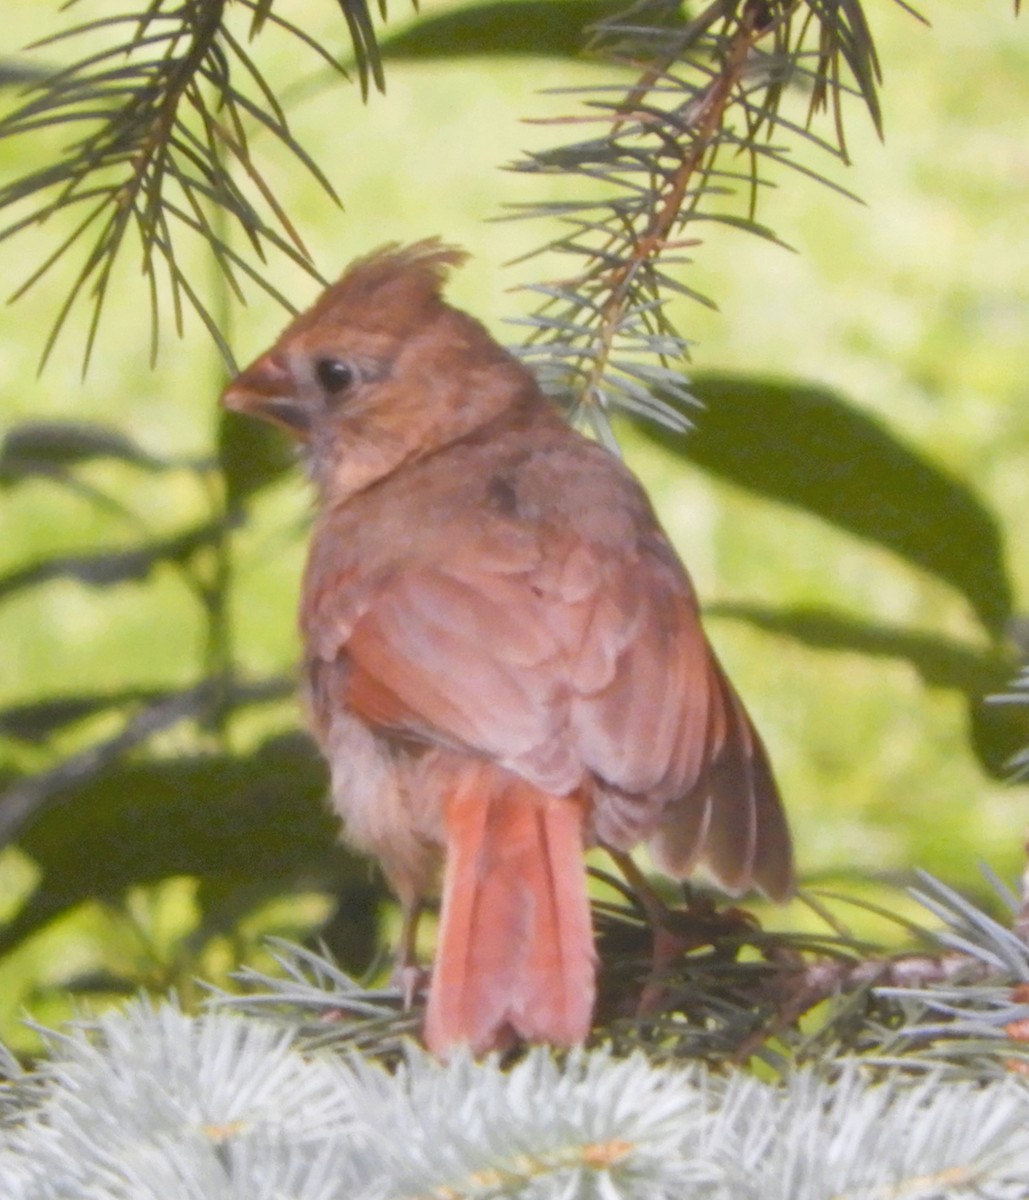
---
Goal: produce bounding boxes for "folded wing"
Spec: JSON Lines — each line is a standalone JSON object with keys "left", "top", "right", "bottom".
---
{"left": 326, "top": 524, "right": 792, "bottom": 900}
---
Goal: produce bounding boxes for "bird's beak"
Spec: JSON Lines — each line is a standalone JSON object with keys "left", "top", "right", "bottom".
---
{"left": 221, "top": 350, "right": 311, "bottom": 438}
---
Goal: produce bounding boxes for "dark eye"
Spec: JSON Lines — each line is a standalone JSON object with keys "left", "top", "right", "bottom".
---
{"left": 314, "top": 358, "right": 355, "bottom": 397}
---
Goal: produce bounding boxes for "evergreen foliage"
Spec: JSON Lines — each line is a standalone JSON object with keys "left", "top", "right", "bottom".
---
{"left": 0, "top": 5, "right": 1026, "bottom": 1189}
{"left": 4, "top": 960, "right": 1029, "bottom": 1198}
{"left": 8, "top": 876, "right": 1029, "bottom": 1194}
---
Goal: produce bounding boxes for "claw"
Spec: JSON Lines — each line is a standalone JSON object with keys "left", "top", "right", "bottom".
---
{"left": 392, "top": 962, "right": 429, "bottom": 1010}
{"left": 392, "top": 897, "right": 426, "bottom": 1009}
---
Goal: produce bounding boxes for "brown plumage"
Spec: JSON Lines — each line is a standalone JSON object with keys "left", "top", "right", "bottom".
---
{"left": 221, "top": 239, "right": 794, "bottom": 1057}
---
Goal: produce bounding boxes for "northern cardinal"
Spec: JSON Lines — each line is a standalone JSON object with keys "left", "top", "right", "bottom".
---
{"left": 221, "top": 239, "right": 793, "bottom": 1057}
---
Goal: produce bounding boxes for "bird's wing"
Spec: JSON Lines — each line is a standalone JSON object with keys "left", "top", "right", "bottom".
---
{"left": 561, "top": 540, "right": 793, "bottom": 900}
{"left": 306, "top": 511, "right": 791, "bottom": 900}
{"left": 335, "top": 542, "right": 588, "bottom": 793}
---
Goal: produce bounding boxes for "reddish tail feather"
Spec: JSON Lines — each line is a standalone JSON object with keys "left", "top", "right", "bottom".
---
{"left": 424, "top": 765, "right": 596, "bottom": 1057}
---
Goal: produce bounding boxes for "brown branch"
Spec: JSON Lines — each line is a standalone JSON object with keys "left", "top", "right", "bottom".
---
{"left": 762, "top": 947, "right": 993, "bottom": 1022}
{"left": 596, "top": 854, "right": 1023, "bottom": 1066}
{"left": 576, "top": 3, "right": 773, "bottom": 411}
{"left": 122, "top": 0, "right": 228, "bottom": 263}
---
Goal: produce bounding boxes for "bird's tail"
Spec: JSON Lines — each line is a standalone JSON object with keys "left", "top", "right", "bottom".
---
{"left": 424, "top": 764, "right": 595, "bottom": 1057}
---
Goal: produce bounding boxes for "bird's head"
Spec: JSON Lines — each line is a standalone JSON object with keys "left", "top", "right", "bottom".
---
{"left": 221, "top": 239, "right": 537, "bottom": 503}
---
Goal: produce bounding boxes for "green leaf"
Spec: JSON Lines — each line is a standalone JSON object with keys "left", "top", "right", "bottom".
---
{"left": 0, "top": 522, "right": 223, "bottom": 601}
{"left": 710, "top": 603, "right": 1009, "bottom": 694}
{"left": 0, "top": 677, "right": 292, "bottom": 745}
{"left": 0, "top": 733, "right": 374, "bottom": 960}
{"left": 0, "top": 60, "right": 53, "bottom": 87}
{"left": 0, "top": 691, "right": 160, "bottom": 744}
{"left": 0, "top": 420, "right": 176, "bottom": 484}
{"left": 217, "top": 408, "right": 297, "bottom": 508}
{"left": 377, "top": 0, "right": 628, "bottom": 61}
{"left": 640, "top": 375, "right": 1014, "bottom": 636}
{"left": 712, "top": 601, "right": 1026, "bottom": 778}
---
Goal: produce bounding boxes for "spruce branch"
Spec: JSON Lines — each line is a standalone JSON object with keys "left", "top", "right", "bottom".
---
{"left": 862, "top": 870, "right": 1029, "bottom": 1077}
{"left": 7, "top": 872, "right": 1029, "bottom": 1196}
{"left": 4, "top": 1001, "right": 1029, "bottom": 1198}
{"left": 203, "top": 863, "right": 1029, "bottom": 1081}
{"left": 602, "top": 867, "right": 1029, "bottom": 1077}
{"left": 509, "top": 0, "right": 908, "bottom": 442}
{"left": 0, "top": 0, "right": 409, "bottom": 370}
{"left": 208, "top": 937, "right": 420, "bottom": 1058}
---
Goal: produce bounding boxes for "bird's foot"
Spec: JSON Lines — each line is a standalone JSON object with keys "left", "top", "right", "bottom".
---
{"left": 391, "top": 961, "right": 429, "bottom": 1010}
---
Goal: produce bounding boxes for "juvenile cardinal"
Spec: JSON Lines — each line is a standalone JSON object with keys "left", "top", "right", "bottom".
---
{"left": 222, "top": 240, "right": 793, "bottom": 1057}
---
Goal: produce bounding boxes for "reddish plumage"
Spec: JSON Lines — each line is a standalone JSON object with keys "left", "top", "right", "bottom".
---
{"left": 425, "top": 765, "right": 594, "bottom": 1053}
{"left": 221, "top": 239, "right": 794, "bottom": 1057}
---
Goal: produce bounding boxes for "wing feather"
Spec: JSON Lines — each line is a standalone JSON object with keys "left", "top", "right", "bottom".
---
{"left": 649, "top": 651, "right": 793, "bottom": 900}
{"left": 342, "top": 566, "right": 586, "bottom": 791}
{"left": 305, "top": 491, "right": 793, "bottom": 899}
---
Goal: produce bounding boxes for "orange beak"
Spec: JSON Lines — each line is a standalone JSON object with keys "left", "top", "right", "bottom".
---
{"left": 221, "top": 350, "right": 310, "bottom": 438}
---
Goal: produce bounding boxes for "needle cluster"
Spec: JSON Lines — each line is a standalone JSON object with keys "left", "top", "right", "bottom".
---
{"left": 0, "top": 0, "right": 907, "bottom": 390}
{"left": 0, "top": 0, "right": 401, "bottom": 370}
{"left": 4, "top": 994, "right": 1029, "bottom": 1199}
{"left": 507, "top": 0, "right": 910, "bottom": 442}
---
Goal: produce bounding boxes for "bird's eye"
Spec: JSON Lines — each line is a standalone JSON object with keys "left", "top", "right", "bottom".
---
{"left": 314, "top": 357, "right": 355, "bottom": 397}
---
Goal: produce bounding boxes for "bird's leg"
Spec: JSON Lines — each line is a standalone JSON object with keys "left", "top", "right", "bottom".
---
{"left": 606, "top": 848, "right": 761, "bottom": 1017}
{"left": 607, "top": 848, "right": 721, "bottom": 1017}
{"left": 392, "top": 897, "right": 428, "bottom": 1010}
{"left": 606, "top": 847, "right": 672, "bottom": 929}
{"left": 605, "top": 848, "right": 680, "bottom": 1015}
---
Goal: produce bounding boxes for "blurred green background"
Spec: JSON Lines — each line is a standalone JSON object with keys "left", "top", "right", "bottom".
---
{"left": 0, "top": 0, "right": 1026, "bottom": 1049}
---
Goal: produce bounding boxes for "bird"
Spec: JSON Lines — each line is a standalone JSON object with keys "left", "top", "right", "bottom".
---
{"left": 221, "top": 238, "right": 794, "bottom": 1058}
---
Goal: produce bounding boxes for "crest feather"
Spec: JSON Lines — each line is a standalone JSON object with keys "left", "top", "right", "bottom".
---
{"left": 340, "top": 239, "right": 468, "bottom": 296}
{"left": 294, "top": 238, "right": 469, "bottom": 337}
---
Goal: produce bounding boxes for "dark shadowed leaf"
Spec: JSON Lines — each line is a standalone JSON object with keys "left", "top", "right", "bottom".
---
{"left": 0, "top": 677, "right": 293, "bottom": 745}
{"left": 0, "top": 420, "right": 174, "bottom": 483}
{"left": 970, "top": 700, "right": 1029, "bottom": 783}
{"left": 712, "top": 601, "right": 1026, "bottom": 778}
{"left": 0, "top": 733, "right": 373, "bottom": 959}
{"left": 376, "top": 0, "right": 628, "bottom": 61}
{"left": 55, "top": 969, "right": 141, "bottom": 999}
{"left": 639, "top": 375, "right": 1013, "bottom": 636}
{"left": 0, "top": 678, "right": 298, "bottom": 848}
{"left": 0, "top": 60, "right": 52, "bottom": 87}
{"left": 218, "top": 409, "right": 298, "bottom": 507}
{"left": 710, "top": 603, "right": 1010, "bottom": 694}
{"left": 0, "top": 690, "right": 162, "bottom": 744}
{"left": 0, "top": 522, "right": 225, "bottom": 601}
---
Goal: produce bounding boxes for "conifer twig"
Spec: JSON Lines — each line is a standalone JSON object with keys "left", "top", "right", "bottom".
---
{"left": 509, "top": 0, "right": 903, "bottom": 441}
